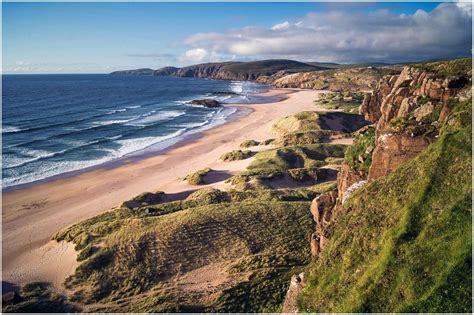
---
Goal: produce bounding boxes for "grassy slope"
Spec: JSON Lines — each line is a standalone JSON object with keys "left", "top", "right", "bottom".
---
{"left": 54, "top": 194, "right": 316, "bottom": 312}
{"left": 300, "top": 99, "right": 472, "bottom": 312}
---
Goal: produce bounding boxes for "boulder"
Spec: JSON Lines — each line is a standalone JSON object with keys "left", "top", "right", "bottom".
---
{"left": 189, "top": 99, "right": 222, "bottom": 108}
{"left": 310, "top": 191, "right": 338, "bottom": 229}
{"left": 310, "top": 233, "right": 321, "bottom": 257}
{"left": 368, "top": 133, "right": 432, "bottom": 180}
{"left": 337, "top": 163, "right": 366, "bottom": 201}
{"left": 282, "top": 272, "right": 305, "bottom": 313}
{"left": 414, "top": 103, "right": 435, "bottom": 122}
{"left": 342, "top": 180, "right": 368, "bottom": 204}
{"left": 397, "top": 97, "right": 416, "bottom": 118}
{"left": 209, "top": 91, "right": 238, "bottom": 95}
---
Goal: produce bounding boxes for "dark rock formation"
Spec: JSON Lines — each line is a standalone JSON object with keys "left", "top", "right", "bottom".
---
{"left": 189, "top": 99, "right": 222, "bottom": 108}
{"left": 209, "top": 91, "right": 238, "bottom": 95}
{"left": 360, "top": 64, "right": 471, "bottom": 180}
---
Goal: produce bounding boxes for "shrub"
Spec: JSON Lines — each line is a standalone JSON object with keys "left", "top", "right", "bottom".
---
{"left": 240, "top": 139, "right": 260, "bottom": 148}
{"left": 344, "top": 126, "right": 375, "bottom": 173}
{"left": 184, "top": 168, "right": 212, "bottom": 185}
{"left": 220, "top": 150, "right": 252, "bottom": 161}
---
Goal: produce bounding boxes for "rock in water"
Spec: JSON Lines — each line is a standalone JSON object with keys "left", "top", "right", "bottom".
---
{"left": 189, "top": 99, "right": 222, "bottom": 108}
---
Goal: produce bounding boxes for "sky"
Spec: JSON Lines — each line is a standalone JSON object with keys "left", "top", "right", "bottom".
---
{"left": 2, "top": 1, "right": 472, "bottom": 73}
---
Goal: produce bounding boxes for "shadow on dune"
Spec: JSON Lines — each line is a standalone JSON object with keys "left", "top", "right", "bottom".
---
{"left": 2, "top": 281, "right": 20, "bottom": 295}
{"left": 203, "top": 170, "right": 233, "bottom": 184}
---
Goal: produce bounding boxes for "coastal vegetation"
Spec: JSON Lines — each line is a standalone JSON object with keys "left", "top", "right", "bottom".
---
{"left": 7, "top": 58, "right": 471, "bottom": 313}
{"left": 184, "top": 168, "right": 212, "bottom": 185}
{"left": 53, "top": 195, "right": 315, "bottom": 312}
{"left": 220, "top": 150, "right": 252, "bottom": 161}
{"left": 300, "top": 98, "right": 472, "bottom": 312}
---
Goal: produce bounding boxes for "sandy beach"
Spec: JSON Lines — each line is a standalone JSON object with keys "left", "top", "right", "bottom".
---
{"left": 2, "top": 88, "right": 329, "bottom": 290}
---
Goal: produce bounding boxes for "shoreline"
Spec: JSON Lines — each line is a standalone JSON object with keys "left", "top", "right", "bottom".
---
{"left": 2, "top": 106, "right": 253, "bottom": 193}
{"left": 2, "top": 88, "right": 321, "bottom": 290}
{"left": 2, "top": 87, "right": 285, "bottom": 193}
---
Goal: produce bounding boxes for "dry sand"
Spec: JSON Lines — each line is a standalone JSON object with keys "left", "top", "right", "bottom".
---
{"left": 2, "top": 89, "right": 329, "bottom": 290}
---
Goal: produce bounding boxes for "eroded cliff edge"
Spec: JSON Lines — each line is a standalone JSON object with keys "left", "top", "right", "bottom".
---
{"left": 285, "top": 57, "right": 472, "bottom": 313}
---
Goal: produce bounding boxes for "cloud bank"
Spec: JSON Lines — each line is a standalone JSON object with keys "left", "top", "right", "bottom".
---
{"left": 181, "top": 2, "right": 472, "bottom": 63}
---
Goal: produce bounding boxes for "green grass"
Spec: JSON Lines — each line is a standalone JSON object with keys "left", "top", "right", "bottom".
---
{"left": 317, "top": 91, "right": 366, "bottom": 113}
{"left": 54, "top": 199, "right": 315, "bottom": 312}
{"left": 412, "top": 57, "right": 471, "bottom": 78}
{"left": 344, "top": 126, "right": 375, "bottom": 173}
{"left": 2, "top": 282, "right": 79, "bottom": 313}
{"left": 300, "top": 99, "right": 472, "bottom": 312}
{"left": 240, "top": 139, "right": 260, "bottom": 148}
{"left": 227, "top": 143, "right": 345, "bottom": 190}
{"left": 272, "top": 111, "right": 322, "bottom": 135}
{"left": 184, "top": 167, "right": 212, "bottom": 185}
{"left": 248, "top": 144, "right": 346, "bottom": 172}
{"left": 319, "top": 100, "right": 360, "bottom": 113}
{"left": 278, "top": 130, "right": 335, "bottom": 146}
{"left": 220, "top": 150, "right": 252, "bottom": 161}
{"left": 121, "top": 191, "right": 166, "bottom": 209}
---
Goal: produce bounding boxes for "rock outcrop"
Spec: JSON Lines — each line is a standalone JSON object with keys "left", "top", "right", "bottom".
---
{"left": 271, "top": 66, "right": 400, "bottom": 92}
{"left": 282, "top": 273, "right": 305, "bottom": 313}
{"left": 361, "top": 63, "right": 470, "bottom": 180}
{"left": 307, "top": 58, "right": 471, "bottom": 261}
{"left": 368, "top": 133, "right": 432, "bottom": 180}
{"left": 189, "top": 99, "right": 222, "bottom": 108}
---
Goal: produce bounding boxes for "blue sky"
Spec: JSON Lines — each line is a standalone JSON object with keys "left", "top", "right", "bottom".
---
{"left": 3, "top": 2, "right": 471, "bottom": 73}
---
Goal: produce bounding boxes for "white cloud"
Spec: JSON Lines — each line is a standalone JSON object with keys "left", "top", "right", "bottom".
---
{"left": 271, "top": 21, "right": 290, "bottom": 30}
{"left": 4, "top": 61, "right": 115, "bottom": 73}
{"left": 179, "top": 48, "right": 209, "bottom": 62}
{"left": 182, "top": 3, "right": 472, "bottom": 63}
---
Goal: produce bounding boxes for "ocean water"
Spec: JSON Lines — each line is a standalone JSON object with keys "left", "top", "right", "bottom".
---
{"left": 2, "top": 74, "right": 273, "bottom": 189}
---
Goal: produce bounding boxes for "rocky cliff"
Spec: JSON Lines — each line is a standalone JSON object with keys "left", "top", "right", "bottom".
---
{"left": 269, "top": 66, "right": 401, "bottom": 92}
{"left": 294, "top": 57, "right": 471, "bottom": 312}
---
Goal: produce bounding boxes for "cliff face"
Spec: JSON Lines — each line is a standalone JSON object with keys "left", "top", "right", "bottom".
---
{"left": 361, "top": 61, "right": 471, "bottom": 180}
{"left": 309, "top": 59, "right": 471, "bottom": 259}
{"left": 298, "top": 58, "right": 472, "bottom": 312}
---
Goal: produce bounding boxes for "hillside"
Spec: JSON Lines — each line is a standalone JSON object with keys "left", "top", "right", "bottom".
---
{"left": 301, "top": 97, "right": 472, "bottom": 312}
{"left": 110, "top": 68, "right": 155, "bottom": 75}
{"left": 111, "top": 59, "right": 326, "bottom": 81}
{"left": 267, "top": 66, "right": 401, "bottom": 91}
{"left": 294, "top": 58, "right": 472, "bottom": 312}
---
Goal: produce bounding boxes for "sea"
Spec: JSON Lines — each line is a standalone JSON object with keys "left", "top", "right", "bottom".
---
{"left": 2, "top": 74, "right": 275, "bottom": 189}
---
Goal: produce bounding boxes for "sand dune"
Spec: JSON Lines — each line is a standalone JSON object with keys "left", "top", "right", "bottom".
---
{"left": 2, "top": 89, "right": 329, "bottom": 289}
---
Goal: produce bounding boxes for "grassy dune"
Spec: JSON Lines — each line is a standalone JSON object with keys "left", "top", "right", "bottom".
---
{"left": 54, "top": 194, "right": 315, "bottom": 312}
